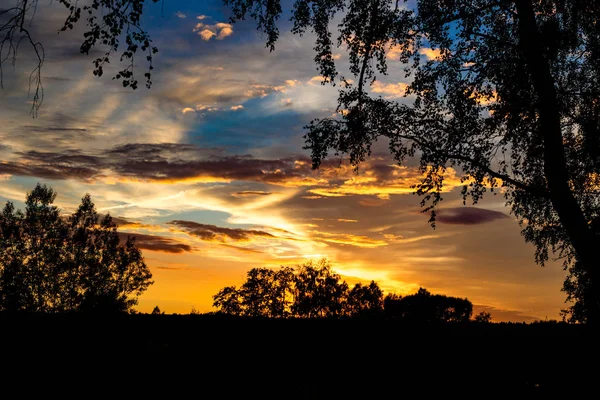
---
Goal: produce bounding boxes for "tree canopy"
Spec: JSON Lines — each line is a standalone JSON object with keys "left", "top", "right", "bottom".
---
{"left": 212, "top": 262, "right": 476, "bottom": 323}
{"left": 3, "top": 0, "right": 599, "bottom": 323}
{"left": 212, "top": 259, "right": 384, "bottom": 318}
{"left": 383, "top": 288, "right": 473, "bottom": 323}
{"left": 0, "top": 184, "right": 153, "bottom": 313}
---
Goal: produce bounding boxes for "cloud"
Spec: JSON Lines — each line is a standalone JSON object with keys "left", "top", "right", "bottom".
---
{"left": 194, "top": 20, "right": 234, "bottom": 41}
{"left": 420, "top": 47, "right": 442, "bottom": 61}
{"left": 309, "top": 230, "right": 389, "bottom": 248}
{"left": 0, "top": 146, "right": 471, "bottom": 201}
{"left": 371, "top": 81, "right": 408, "bottom": 98}
{"left": 230, "top": 105, "right": 244, "bottom": 111}
{"left": 232, "top": 191, "right": 272, "bottom": 197}
{"left": 119, "top": 232, "right": 193, "bottom": 253}
{"left": 308, "top": 76, "right": 325, "bottom": 85}
{"left": 181, "top": 107, "right": 196, "bottom": 114}
{"left": 309, "top": 164, "right": 465, "bottom": 199}
{"left": 175, "top": 11, "right": 186, "bottom": 19}
{"left": 436, "top": 207, "right": 508, "bottom": 225}
{"left": 168, "top": 220, "right": 275, "bottom": 242}
{"left": 195, "top": 104, "right": 220, "bottom": 113}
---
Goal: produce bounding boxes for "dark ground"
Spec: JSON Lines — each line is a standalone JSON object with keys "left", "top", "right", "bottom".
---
{"left": 0, "top": 314, "right": 596, "bottom": 398}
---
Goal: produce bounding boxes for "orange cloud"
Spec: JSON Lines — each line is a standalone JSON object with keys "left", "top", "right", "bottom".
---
{"left": 420, "top": 48, "right": 442, "bottom": 61}
{"left": 309, "top": 166, "right": 464, "bottom": 199}
{"left": 371, "top": 81, "right": 408, "bottom": 98}
{"left": 310, "top": 230, "right": 389, "bottom": 248}
{"left": 194, "top": 20, "right": 234, "bottom": 41}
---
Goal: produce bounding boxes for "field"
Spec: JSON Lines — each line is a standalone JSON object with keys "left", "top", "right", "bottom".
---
{"left": 0, "top": 314, "right": 595, "bottom": 398}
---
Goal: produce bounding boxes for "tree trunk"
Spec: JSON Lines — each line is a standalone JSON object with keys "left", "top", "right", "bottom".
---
{"left": 515, "top": 0, "right": 600, "bottom": 323}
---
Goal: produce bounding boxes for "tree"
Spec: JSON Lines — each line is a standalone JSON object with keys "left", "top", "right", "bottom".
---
{"left": 0, "top": 183, "right": 153, "bottom": 312}
{"left": 473, "top": 311, "right": 493, "bottom": 323}
{"left": 4, "top": 1, "right": 599, "bottom": 323}
{"left": 383, "top": 288, "right": 473, "bottom": 323}
{"left": 345, "top": 281, "right": 384, "bottom": 317}
{"left": 293, "top": 259, "right": 349, "bottom": 318}
{"left": 151, "top": 305, "right": 164, "bottom": 314}
{"left": 212, "top": 259, "right": 382, "bottom": 318}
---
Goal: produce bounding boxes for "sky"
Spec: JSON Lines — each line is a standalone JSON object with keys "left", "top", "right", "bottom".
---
{"left": 0, "top": 0, "right": 569, "bottom": 321}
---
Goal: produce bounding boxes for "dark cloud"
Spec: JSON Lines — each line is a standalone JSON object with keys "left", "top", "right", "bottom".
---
{"left": 119, "top": 232, "right": 192, "bottom": 254}
{"left": 1, "top": 142, "right": 408, "bottom": 191}
{"left": 110, "top": 216, "right": 136, "bottom": 226}
{"left": 0, "top": 149, "right": 103, "bottom": 181}
{"left": 0, "top": 160, "right": 99, "bottom": 181}
{"left": 1, "top": 141, "right": 321, "bottom": 185}
{"left": 21, "top": 126, "right": 88, "bottom": 133}
{"left": 7, "top": 113, "right": 99, "bottom": 149}
{"left": 105, "top": 143, "right": 220, "bottom": 160}
{"left": 436, "top": 207, "right": 508, "bottom": 225}
{"left": 168, "top": 220, "right": 274, "bottom": 242}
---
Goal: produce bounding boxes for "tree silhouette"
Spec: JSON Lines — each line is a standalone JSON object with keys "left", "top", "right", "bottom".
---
{"left": 344, "top": 281, "right": 383, "bottom": 317}
{"left": 293, "top": 259, "right": 349, "bottom": 318}
{"left": 383, "top": 288, "right": 473, "bottom": 323}
{"left": 212, "top": 259, "right": 383, "bottom": 318}
{"left": 151, "top": 306, "right": 164, "bottom": 315}
{"left": 0, "top": 184, "right": 153, "bottom": 313}
{"left": 473, "top": 311, "right": 493, "bottom": 323}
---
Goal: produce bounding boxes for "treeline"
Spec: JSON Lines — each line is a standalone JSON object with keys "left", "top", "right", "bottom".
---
{"left": 213, "top": 259, "right": 488, "bottom": 323}
{"left": 1, "top": 184, "right": 491, "bottom": 323}
{"left": 0, "top": 184, "right": 153, "bottom": 313}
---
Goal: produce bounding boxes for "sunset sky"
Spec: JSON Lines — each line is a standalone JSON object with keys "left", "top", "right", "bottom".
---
{"left": 0, "top": 0, "right": 568, "bottom": 321}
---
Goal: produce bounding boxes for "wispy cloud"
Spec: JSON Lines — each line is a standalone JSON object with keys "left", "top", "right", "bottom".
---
{"left": 169, "top": 220, "right": 275, "bottom": 242}
{"left": 119, "top": 232, "right": 193, "bottom": 253}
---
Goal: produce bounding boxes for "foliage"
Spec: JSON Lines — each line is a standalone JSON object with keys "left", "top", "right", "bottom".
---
{"left": 212, "top": 259, "right": 383, "bottom": 318}
{"left": 0, "top": 0, "right": 160, "bottom": 115}
{"left": 383, "top": 288, "right": 473, "bottom": 323}
{"left": 473, "top": 311, "right": 493, "bottom": 323}
{"left": 0, "top": 184, "right": 153, "bottom": 313}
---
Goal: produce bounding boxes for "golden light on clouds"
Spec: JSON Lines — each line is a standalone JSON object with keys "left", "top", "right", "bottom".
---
{"left": 310, "top": 230, "right": 389, "bottom": 248}
{"left": 193, "top": 17, "right": 234, "bottom": 41}
{"left": 308, "top": 166, "right": 464, "bottom": 199}
{"left": 419, "top": 47, "right": 442, "bottom": 61}
{"left": 371, "top": 81, "right": 408, "bottom": 98}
